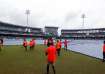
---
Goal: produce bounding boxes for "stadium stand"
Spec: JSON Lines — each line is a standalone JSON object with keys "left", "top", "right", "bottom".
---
{"left": 44, "top": 26, "right": 58, "bottom": 37}
{"left": 0, "top": 21, "right": 44, "bottom": 38}
{"left": 61, "top": 28, "right": 105, "bottom": 39}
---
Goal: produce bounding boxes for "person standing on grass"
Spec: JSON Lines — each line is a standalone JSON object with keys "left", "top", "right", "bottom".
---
{"left": 29, "top": 38, "right": 35, "bottom": 50}
{"left": 47, "top": 39, "right": 50, "bottom": 47}
{"left": 47, "top": 38, "right": 54, "bottom": 47}
{"left": 23, "top": 39, "right": 28, "bottom": 51}
{"left": 103, "top": 40, "right": 105, "bottom": 62}
{"left": 60, "top": 39, "right": 62, "bottom": 48}
{"left": 0, "top": 38, "right": 3, "bottom": 51}
{"left": 49, "top": 37, "right": 54, "bottom": 45}
{"left": 45, "top": 42, "right": 57, "bottom": 74}
{"left": 44, "top": 39, "right": 47, "bottom": 45}
{"left": 29, "top": 39, "right": 34, "bottom": 50}
{"left": 64, "top": 39, "right": 68, "bottom": 51}
{"left": 56, "top": 40, "right": 62, "bottom": 56}
{"left": 32, "top": 38, "right": 35, "bottom": 49}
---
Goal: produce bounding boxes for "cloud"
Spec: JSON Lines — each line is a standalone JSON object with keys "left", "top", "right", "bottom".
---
{"left": 64, "top": 12, "right": 80, "bottom": 23}
{"left": 0, "top": 0, "right": 105, "bottom": 29}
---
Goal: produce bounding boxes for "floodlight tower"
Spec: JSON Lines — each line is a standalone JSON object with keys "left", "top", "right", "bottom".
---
{"left": 25, "top": 9, "right": 30, "bottom": 32}
{"left": 81, "top": 14, "right": 86, "bottom": 29}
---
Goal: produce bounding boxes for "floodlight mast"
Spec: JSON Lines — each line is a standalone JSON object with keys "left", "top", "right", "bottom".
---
{"left": 25, "top": 9, "right": 30, "bottom": 32}
{"left": 81, "top": 14, "right": 86, "bottom": 29}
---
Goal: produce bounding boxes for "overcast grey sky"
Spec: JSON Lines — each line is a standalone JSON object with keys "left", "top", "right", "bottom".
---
{"left": 0, "top": 0, "right": 105, "bottom": 30}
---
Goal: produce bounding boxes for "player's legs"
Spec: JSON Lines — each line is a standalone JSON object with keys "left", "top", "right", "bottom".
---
{"left": 64, "top": 45, "right": 66, "bottom": 50}
{"left": 30, "top": 46, "right": 32, "bottom": 50}
{"left": 57, "top": 49, "right": 59, "bottom": 56}
{"left": 47, "top": 62, "right": 50, "bottom": 74}
{"left": 58, "top": 49, "right": 61, "bottom": 56}
{"left": 25, "top": 46, "right": 27, "bottom": 51}
{"left": 32, "top": 46, "right": 34, "bottom": 50}
{"left": 103, "top": 52, "right": 105, "bottom": 62}
{"left": 66, "top": 45, "right": 67, "bottom": 51}
{"left": 47, "top": 62, "right": 56, "bottom": 74}
{"left": 51, "top": 63, "right": 56, "bottom": 74}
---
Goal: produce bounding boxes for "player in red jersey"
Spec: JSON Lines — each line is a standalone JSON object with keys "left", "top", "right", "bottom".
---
{"left": 29, "top": 38, "right": 35, "bottom": 50}
{"left": 44, "top": 39, "right": 47, "bottom": 45}
{"left": 56, "top": 40, "right": 62, "bottom": 56}
{"left": 64, "top": 39, "right": 68, "bottom": 51}
{"left": 45, "top": 42, "right": 57, "bottom": 74}
{"left": 23, "top": 39, "right": 28, "bottom": 51}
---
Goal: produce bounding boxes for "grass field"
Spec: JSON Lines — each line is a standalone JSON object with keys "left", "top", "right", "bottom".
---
{"left": 0, "top": 45, "right": 105, "bottom": 74}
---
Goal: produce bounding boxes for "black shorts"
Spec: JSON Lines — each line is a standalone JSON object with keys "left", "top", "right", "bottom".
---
{"left": 57, "top": 48, "right": 60, "bottom": 51}
{"left": 24, "top": 46, "right": 27, "bottom": 48}
{"left": 48, "top": 61, "right": 54, "bottom": 64}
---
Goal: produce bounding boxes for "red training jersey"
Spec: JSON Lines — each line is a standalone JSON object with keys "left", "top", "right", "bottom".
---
{"left": 103, "top": 44, "right": 105, "bottom": 52}
{"left": 32, "top": 40, "right": 35, "bottom": 46}
{"left": 23, "top": 41, "right": 27, "bottom": 47}
{"left": 56, "top": 42, "right": 61, "bottom": 49}
{"left": 46, "top": 45, "right": 57, "bottom": 63}
{"left": 29, "top": 41, "right": 34, "bottom": 47}
{"left": 64, "top": 40, "right": 67, "bottom": 46}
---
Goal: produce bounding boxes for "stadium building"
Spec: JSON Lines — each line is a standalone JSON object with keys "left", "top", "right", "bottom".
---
{"left": 44, "top": 26, "right": 58, "bottom": 37}
{"left": 61, "top": 28, "right": 105, "bottom": 39}
{"left": 0, "top": 21, "right": 44, "bottom": 38}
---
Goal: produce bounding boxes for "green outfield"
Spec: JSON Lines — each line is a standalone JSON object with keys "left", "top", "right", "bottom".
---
{"left": 0, "top": 45, "right": 105, "bottom": 74}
